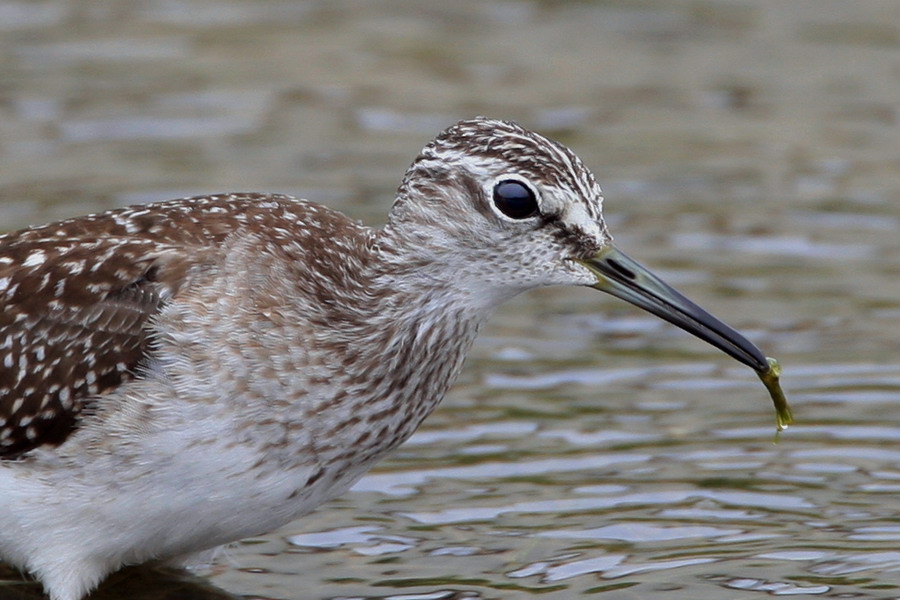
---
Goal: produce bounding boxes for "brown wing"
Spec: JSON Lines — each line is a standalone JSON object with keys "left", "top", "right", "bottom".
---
{"left": 0, "top": 193, "right": 351, "bottom": 458}
{"left": 0, "top": 236, "right": 172, "bottom": 458}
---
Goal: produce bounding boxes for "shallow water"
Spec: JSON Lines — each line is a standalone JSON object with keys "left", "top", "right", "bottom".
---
{"left": 1, "top": 1, "right": 899, "bottom": 599}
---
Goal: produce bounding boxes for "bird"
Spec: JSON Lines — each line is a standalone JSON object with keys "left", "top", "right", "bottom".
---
{"left": 0, "top": 117, "right": 775, "bottom": 600}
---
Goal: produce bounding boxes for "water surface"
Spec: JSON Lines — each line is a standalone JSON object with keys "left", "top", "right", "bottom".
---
{"left": 1, "top": 1, "right": 899, "bottom": 598}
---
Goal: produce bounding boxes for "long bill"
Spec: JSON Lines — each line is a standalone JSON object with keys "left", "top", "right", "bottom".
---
{"left": 580, "top": 246, "right": 769, "bottom": 373}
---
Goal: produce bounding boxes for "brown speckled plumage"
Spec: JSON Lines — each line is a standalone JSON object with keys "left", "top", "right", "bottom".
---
{"left": 0, "top": 194, "right": 363, "bottom": 457}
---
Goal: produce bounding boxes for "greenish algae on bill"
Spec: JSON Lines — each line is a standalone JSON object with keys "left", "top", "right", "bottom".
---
{"left": 760, "top": 357, "right": 793, "bottom": 434}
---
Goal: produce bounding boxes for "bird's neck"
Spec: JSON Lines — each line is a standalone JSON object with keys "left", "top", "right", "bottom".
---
{"left": 374, "top": 218, "right": 522, "bottom": 311}
{"left": 308, "top": 225, "right": 503, "bottom": 463}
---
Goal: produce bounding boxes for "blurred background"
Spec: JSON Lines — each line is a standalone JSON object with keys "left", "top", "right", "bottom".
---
{"left": 1, "top": 1, "right": 899, "bottom": 599}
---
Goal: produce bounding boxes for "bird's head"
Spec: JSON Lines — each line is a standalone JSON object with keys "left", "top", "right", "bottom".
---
{"left": 385, "top": 117, "right": 771, "bottom": 375}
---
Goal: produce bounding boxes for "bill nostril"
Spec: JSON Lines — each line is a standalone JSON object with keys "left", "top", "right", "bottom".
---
{"left": 606, "top": 257, "right": 636, "bottom": 280}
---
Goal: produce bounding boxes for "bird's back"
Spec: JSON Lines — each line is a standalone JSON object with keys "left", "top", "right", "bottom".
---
{"left": 0, "top": 193, "right": 372, "bottom": 459}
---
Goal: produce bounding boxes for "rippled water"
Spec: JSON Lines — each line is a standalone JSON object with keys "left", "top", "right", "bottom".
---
{"left": 1, "top": 1, "right": 899, "bottom": 599}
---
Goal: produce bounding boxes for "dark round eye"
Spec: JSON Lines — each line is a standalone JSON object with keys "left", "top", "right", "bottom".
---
{"left": 492, "top": 180, "right": 539, "bottom": 220}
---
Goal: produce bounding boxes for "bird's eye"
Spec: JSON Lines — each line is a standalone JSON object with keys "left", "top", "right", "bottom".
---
{"left": 492, "top": 180, "right": 539, "bottom": 220}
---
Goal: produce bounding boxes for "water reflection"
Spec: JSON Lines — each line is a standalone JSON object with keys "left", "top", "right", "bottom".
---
{"left": 400, "top": 488, "right": 814, "bottom": 526}
{"left": 354, "top": 453, "right": 651, "bottom": 497}
{"left": 0, "top": 564, "right": 243, "bottom": 600}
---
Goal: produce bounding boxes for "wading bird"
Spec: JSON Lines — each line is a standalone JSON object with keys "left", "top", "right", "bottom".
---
{"left": 0, "top": 118, "right": 782, "bottom": 600}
